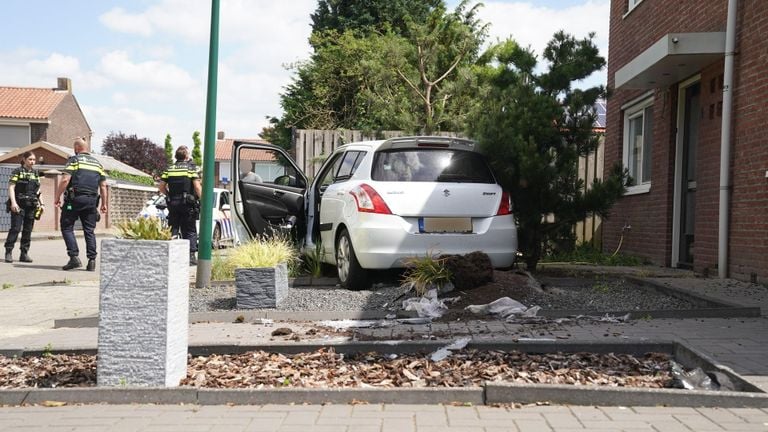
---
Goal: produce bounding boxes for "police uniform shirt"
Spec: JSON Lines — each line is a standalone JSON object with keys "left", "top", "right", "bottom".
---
{"left": 161, "top": 160, "right": 199, "bottom": 198}
{"left": 9, "top": 166, "right": 40, "bottom": 205}
{"left": 63, "top": 152, "right": 106, "bottom": 195}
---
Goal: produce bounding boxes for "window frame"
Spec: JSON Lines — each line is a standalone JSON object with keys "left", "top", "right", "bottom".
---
{"left": 624, "top": 0, "right": 645, "bottom": 18}
{"left": 622, "top": 96, "right": 654, "bottom": 195}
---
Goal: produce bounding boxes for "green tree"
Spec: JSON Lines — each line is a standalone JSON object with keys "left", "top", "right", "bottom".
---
{"left": 468, "top": 32, "right": 629, "bottom": 270}
{"left": 191, "top": 131, "right": 202, "bottom": 166}
{"left": 164, "top": 133, "right": 173, "bottom": 165}
{"left": 311, "top": 0, "right": 440, "bottom": 40}
{"left": 371, "top": 0, "right": 486, "bottom": 133}
{"left": 269, "top": 0, "right": 484, "bottom": 138}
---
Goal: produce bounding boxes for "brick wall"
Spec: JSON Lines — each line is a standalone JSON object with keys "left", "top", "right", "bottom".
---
{"left": 108, "top": 184, "right": 158, "bottom": 226}
{"left": 606, "top": 0, "right": 768, "bottom": 283}
{"left": 46, "top": 94, "right": 90, "bottom": 146}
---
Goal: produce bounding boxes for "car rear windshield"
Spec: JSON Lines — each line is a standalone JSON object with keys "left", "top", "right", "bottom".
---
{"left": 372, "top": 149, "right": 495, "bottom": 183}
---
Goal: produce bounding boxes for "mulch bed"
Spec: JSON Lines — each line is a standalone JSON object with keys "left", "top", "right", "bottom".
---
{"left": 0, "top": 349, "right": 673, "bottom": 389}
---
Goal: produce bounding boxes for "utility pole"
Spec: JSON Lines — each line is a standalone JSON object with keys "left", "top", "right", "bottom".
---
{"left": 196, "top": 0, "right": 220, "bottom": 288}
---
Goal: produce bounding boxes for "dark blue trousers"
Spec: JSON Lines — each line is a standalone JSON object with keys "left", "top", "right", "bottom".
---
{"left": 60, "top": 196, "right": 98, "bottom": 259}
{"left": 4, "top": 206, "right": 36, "bottom": 253}
{"left": 168, "top": 201, "right": 198, "bottom": 252}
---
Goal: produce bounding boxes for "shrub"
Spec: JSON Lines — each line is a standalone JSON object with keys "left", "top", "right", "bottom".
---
{"left": 115, "top": 217, "right": 171, "bottom": 240}
{"left": 212, "top": 235, "right": 299, "bottom": 280}
{"left": 401, "top": 252, "right": 453, "bottom": 296}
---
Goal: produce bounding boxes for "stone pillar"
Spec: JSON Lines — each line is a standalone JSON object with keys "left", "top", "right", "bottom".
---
{"left": 236, "top": 263, "right": 288, "bottom": 309}
{"left": 97, "top": 239, "right": 189, "bottom": 386}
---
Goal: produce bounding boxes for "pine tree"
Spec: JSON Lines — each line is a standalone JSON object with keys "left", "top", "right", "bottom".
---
{"left": 164, "top": 134, "right": 173, "bottom": 165}
{"left": 469, "top": 32, "right": 629, "bottom": 270}
{"left": 191, "top": 131, "right": 203, "bottom": 166}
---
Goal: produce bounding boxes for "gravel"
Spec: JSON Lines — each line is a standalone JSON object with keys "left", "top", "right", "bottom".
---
{"left": 528, "top": 275, "right": 696, "bottom": 311}
{"left": 190, "top": 283, "right": 410, "bottom": 314}
{"left": 191, "top": 271, "right": 700, "bottom": 315}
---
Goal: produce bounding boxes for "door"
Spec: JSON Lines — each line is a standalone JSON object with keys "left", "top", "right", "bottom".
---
{"left": 678, "top": 82, "right": 700, "bottom": 267}
{"left": 231, "top": 141, "right": 308, "bottom": 241}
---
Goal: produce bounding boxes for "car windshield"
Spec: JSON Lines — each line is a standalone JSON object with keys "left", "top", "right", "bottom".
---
{"left": 371, "top": 149, "right": 495, "bottom": 183}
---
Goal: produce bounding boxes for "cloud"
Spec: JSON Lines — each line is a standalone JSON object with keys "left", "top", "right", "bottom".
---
{"left": 82, "top": 104, "right": 199, "bottom": 151}
{"left": 99, "top": 51, "right": 198, "bottom": 90}
{"left": 479, "top": 0, "right": 610, "bottom": 86}
{"left": 0, "top": 50, "right": 110, "bottom": 91}
{"left": 99, "top": 7, "right": 153, "bottom": 37}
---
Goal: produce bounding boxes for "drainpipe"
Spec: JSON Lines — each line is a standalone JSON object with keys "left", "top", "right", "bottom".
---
{"left": 719, "top": 0, "right": 738, "bottom": 278}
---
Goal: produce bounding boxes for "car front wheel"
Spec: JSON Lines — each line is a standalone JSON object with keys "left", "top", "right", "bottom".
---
{"left": 336, "top": 228, "right": 369, "bottom": 290}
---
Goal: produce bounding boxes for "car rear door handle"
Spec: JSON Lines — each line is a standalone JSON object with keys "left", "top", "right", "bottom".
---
{"left": 273, "top": 190, "right": 285, "bottom": 197}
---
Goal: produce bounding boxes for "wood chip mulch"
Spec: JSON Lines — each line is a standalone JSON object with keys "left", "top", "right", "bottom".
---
{"left": 0, "top": 349, "right": 673, "bottom": 389}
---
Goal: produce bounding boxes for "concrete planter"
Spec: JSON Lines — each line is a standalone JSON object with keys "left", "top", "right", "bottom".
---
{"left": 236, "top": 263, "right": 288, "bottom": 309}
{"left": 97, "top": 239, "right": 189, "bottom": 387}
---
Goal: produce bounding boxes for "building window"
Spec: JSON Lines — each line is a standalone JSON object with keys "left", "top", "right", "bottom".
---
{"left": 625, "top": 0, "right": 644, "bottom": 17}
{"left": 623, "top": 97, "right": 653, "bottom": 194}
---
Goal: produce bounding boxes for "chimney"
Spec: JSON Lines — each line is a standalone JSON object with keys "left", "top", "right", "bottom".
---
{"left": 56, "top": 77, "right": 72, "bottom": 94}
{"left": 217, "top": 131, "right": 225, "bottom": 140}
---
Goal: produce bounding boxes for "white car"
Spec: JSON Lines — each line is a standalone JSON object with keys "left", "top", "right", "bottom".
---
{"left": 139, "top": 188, "right": 235, "bottom": 249}
{"left": 231, "top": 136, "right": 518, "bottom": 290}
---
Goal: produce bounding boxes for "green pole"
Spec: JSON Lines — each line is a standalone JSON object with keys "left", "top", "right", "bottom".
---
{"left": 196, "top": 0, "right": 220, "bottom": 288}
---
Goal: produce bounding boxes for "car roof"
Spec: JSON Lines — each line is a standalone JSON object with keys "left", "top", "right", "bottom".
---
{"left": 338, "top": 136, "right": 476, "bottom": 152}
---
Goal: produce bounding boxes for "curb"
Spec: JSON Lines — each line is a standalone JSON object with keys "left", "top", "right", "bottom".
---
{"left": 3, "top": 385, "right": 767, "bottom": 408}
{"left": 2, "top": 340, "right": 767, "bottom": 407}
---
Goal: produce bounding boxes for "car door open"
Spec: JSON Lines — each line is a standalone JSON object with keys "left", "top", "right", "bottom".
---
{"left": 231, "top": 141, "right": 308, "bottom": 241}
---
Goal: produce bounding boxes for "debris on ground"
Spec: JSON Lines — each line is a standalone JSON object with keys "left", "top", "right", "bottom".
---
{"left": 402, "top": 289, "right": 448, "bottom": 318}
{"left": 430, "top": 337, "right": 471, "bottom": 361}
{"left": 465, "top": 297, "right": 541, "bottom": 318}
{"left": 669, "top": 360, "right": 735, "bottom": 391}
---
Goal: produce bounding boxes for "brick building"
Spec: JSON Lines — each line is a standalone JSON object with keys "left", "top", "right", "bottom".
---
{"left": 0, "top": 78, "right": 91, "bottom": 153}
{"left": 604, "top": 0, "right": 766, "bottom": 283}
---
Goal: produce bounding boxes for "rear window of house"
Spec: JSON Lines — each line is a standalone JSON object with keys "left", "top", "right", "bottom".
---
{"left": 372, "top": 149, "right": 495, "bottom": 183}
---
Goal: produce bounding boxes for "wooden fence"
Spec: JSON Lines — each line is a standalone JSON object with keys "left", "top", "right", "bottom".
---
{"left": 292, "top": 129, "right": 603, "bottom": 246}
{"left": 575, "top": 136, "right": 605, "bottom": 247}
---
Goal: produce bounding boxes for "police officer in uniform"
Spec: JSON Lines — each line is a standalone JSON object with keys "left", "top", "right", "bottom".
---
{"left": 55, "top": 137, "right": 108, "bottom": 271}
{"left": 159, "top": 145, "right": 202, "bottom": 265}
{"left": 4, "top": 151, "right": 41, "bottom": 263}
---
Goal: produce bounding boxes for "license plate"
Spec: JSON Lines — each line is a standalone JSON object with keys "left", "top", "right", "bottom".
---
{"left": 419, "top": 217, "right": 472, "bottom": 233}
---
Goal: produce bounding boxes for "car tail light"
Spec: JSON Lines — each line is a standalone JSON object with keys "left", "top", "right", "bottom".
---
{"left": 350, "top": 184, "right": 392, "bottom": 214}
{"left": 496, "top": 191, "right": 512, "bottom": 215}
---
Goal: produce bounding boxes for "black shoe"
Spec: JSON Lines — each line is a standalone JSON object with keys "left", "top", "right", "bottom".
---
{"left": 189, "top": 252, "right": 197, "bottom": 266}
{"left": 19, "top": 253, "right": 32, "bottom": 263}
{"left": 4, "top": 250, "right": 11, "bottom": 263}
{"left": 86, "top": 259, "right": 96, "bottom": 271}
{"left": 62, "top": 257, "right": 82, "bottom": 270}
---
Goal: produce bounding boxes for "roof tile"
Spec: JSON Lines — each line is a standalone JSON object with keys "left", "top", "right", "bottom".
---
{"left": 0, "top": 86, "right": 68, "bottom": 120}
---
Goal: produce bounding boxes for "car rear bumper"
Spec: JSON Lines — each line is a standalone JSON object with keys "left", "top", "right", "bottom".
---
{"left": 347, "top": 214, "right": 518, "bottom": 269}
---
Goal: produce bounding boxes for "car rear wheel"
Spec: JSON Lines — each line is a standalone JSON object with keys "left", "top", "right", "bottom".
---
{"left": 336, "top": 228, "right": 370, "bottom": 290}
{"left": 212, "top": 224, "right": 222, "bottom": 249}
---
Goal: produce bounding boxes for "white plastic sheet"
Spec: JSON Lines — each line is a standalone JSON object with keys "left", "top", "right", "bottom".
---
{"left": 465, "top": 297, "right": 540, "bottom": 318}
{"left": 402, "top": 289, "right": 448, "bottom": 318}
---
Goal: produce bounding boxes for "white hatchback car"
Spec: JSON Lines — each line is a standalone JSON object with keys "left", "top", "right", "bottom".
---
{"left": 231, "top": 136, "right": 518, "bottom": 290}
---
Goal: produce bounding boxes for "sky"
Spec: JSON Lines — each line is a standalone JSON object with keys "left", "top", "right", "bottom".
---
{"left": 0, "top": 0, "right": 609, "bottom": 153}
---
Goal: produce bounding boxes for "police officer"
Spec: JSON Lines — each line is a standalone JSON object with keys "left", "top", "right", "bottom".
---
{"left": 159, "top": 145, "right": 201, "bottom": 265}
{"left": 4, "top": 151, "right": 41, "bottom": 263}
{"left": 54, "top": 137, "right": 108, "bottom": 271}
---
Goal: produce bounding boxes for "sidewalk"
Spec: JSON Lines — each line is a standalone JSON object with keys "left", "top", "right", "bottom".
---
{"left": 1, "top": 266, "right": 767, "bottom": 430}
